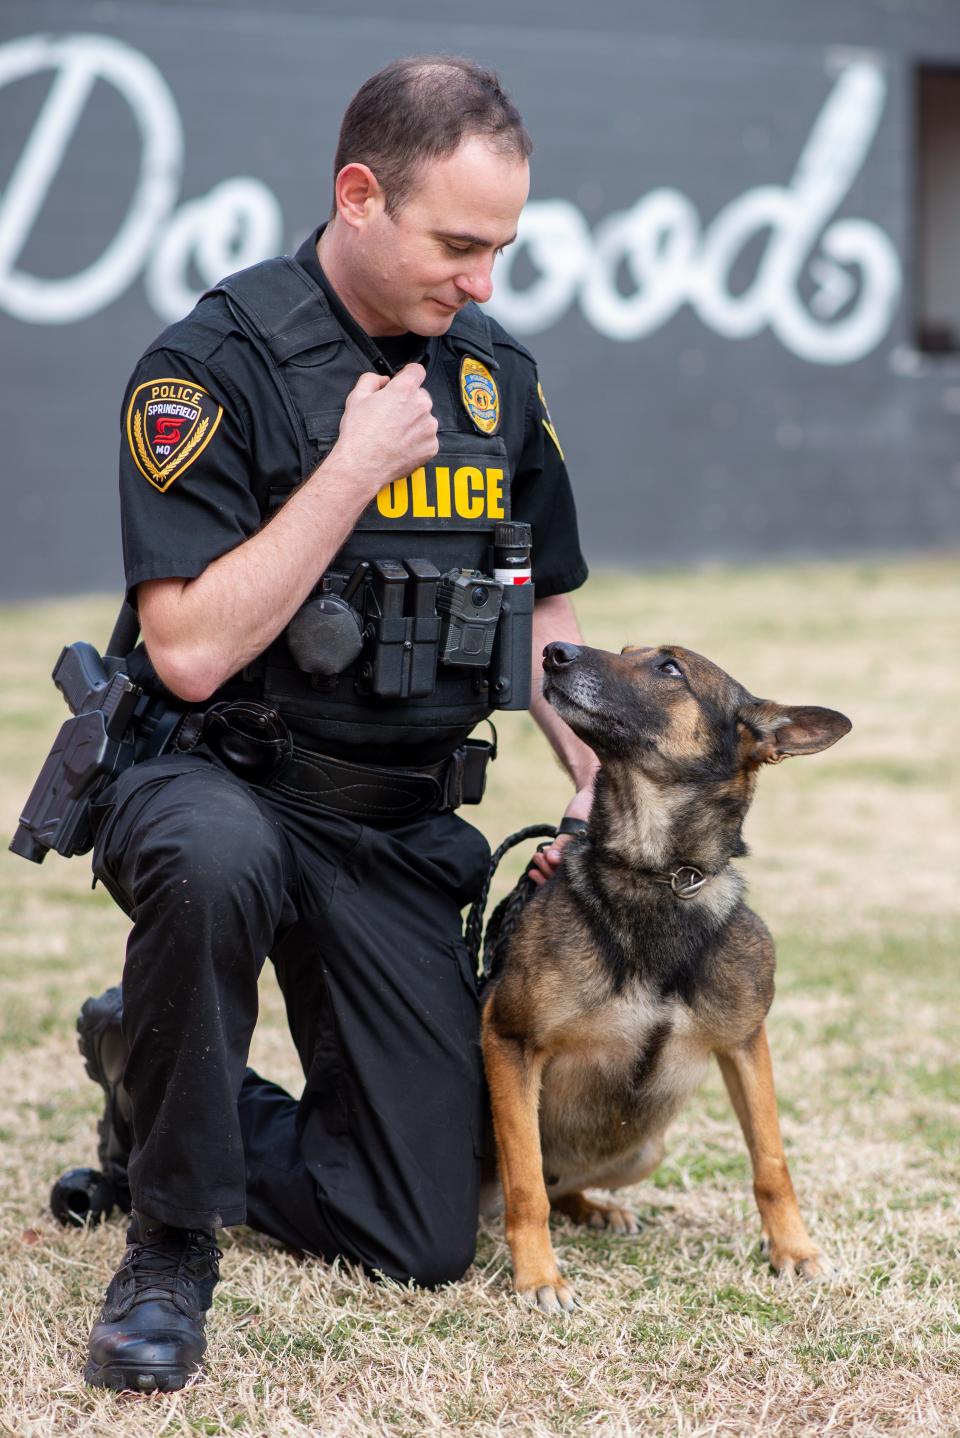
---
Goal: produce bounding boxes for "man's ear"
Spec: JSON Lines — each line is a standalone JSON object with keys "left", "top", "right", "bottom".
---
{"left": 738, "top": 700, "right": 852, "bottom": 766}
{"left": 334, "top": 163, "right": 383, "bottom": 228}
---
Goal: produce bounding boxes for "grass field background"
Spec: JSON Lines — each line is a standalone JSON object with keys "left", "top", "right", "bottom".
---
{"left": 0, "top": 558, "right": 957, "bottom": 1436}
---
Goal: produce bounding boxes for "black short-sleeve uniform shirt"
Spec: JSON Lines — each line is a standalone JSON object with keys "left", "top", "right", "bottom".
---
{"left": 120, "top": 230, "right": 586, "bottom": 609}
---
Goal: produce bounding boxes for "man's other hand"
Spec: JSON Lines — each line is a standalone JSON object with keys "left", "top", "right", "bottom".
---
{"left": 527, "top": 783, "right": 594, "bottom": 888}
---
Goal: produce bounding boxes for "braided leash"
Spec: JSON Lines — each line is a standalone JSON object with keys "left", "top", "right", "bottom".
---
{"left": 463, "top": 824, "right": 557, "bottom": 983}
{"left": 464, "top": 818, "right": 590, "bottom": 984}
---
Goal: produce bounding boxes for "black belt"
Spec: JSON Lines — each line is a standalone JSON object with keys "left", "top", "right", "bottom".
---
{"left": 184, "top": 700, "right": 494, "bottom": 819}
{"left": 270, "top": 745, "right": 467, "bottom": 819}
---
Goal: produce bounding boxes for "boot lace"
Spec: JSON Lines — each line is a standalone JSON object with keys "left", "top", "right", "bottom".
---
{"left": 121, "top": 1233, "right": 222, "bottom": 1315}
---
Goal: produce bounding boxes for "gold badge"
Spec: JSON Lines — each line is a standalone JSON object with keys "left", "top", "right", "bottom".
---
{"left": 538, "top": 381, "right": 564, "bottom": 460}
{"left": 460, "top": 356, "right": 500, "bottom": 435}
{"left": 126, "top": 378, "right": 223, "bottom": 492}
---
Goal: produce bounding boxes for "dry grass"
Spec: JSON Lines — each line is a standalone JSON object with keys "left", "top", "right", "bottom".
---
{"left": 0, "top": 557, "right": 957, "bottom": 1437}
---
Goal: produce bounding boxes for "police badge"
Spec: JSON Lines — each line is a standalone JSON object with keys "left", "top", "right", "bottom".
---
{"left": 459, "top": 356, "right": 500, "bottom": 436}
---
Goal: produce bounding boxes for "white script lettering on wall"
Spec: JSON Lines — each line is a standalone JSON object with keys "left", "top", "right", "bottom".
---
{"left": 490, "top": 61, "right": 901, "bottom": 365}
{"left": 0, "top": 33, "right": 281, "bottom": 325}
{"left": 0, "top": 36, "right": 900, "bottom": 364}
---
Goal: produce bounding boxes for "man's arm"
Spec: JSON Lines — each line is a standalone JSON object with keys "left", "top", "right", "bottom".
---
{"left": 139, "top": 365, "right": 437, "bottom": 702}
{"left": 527, "top": 591, "right": 600, "bottom": 885}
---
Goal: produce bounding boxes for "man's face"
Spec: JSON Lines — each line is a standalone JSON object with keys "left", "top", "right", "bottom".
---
{"left": 349, "top": 136, "right": 530, "bottom": 336}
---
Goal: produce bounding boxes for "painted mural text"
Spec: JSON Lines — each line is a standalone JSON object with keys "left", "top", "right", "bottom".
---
{"left": 0, "top": 35, "right": 900, "bottom": 364}
{"left": 489, "top": 60, "right": 901, "bottom": 365}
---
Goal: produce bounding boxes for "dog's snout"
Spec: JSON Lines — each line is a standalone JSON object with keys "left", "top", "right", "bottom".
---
{"left": 543, "top": 641, "right": 581, "bottom": 672}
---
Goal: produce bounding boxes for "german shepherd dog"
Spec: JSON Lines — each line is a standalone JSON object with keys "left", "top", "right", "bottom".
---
{"left": 481, "top": 641, "right": 851, "bottom": 1313}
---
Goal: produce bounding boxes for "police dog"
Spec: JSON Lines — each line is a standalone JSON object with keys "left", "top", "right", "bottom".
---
{"left": 481, "top": 641, "right": 851, "bottom": 1313}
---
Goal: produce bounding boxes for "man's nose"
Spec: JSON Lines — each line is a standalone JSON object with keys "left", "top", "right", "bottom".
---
{"left": 455, "top": 255, "right": 495, "bottom": 304}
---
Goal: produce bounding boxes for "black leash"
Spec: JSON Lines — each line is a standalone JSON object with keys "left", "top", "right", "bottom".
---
{"left": 464, "top": 817, "right": 589, "bottom": 983}
{"left": 464, "top": 824, "right": 556, "bottom": 983}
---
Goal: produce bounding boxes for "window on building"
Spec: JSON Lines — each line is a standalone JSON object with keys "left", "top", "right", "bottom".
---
{"left": 917, "top": 67, "right": 960, "bottom": 353}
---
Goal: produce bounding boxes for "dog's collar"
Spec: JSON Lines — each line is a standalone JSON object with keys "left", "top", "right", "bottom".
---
{"left": 647, "top": 864, "right": 710, "bottom": 899}
{"left": 587, "top": 836, "right": 722, "bottom": 900}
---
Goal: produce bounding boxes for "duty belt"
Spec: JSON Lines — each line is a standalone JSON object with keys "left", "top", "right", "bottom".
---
{"left": 271, "top": 745, "right": 477, "bottom": 818}
{"left": 185, "top": 700, "right": 494, "bottom": 818}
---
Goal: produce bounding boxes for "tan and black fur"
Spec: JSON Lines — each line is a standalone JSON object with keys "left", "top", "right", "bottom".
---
{"left": 481, "top": 641, "right": 851, "bottom": 1313}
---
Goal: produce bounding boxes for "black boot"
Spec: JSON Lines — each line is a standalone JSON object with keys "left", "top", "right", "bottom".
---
{"left": 76, "top": 986, "right": 132, "bottom": 1211}
{"left": 84, "top": 1212, "right": 222, "bottom": 1392}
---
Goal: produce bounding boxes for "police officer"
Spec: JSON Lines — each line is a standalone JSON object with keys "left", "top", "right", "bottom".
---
{"left": 79, "top": 56, "right": 598, "bottom": 1392}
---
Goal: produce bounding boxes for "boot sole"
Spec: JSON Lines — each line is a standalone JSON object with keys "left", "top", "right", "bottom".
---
{"left": 84, "top": 1358, "right": 201, "bottom": 1392}
{"left": 76, "top": 989, "right": 132, "bottom": 1211}
{"left": 76, "top": 989, "right": 123, "bottom": 1092}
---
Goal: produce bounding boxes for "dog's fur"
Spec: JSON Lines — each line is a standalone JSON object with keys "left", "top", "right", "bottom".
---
{"left": 481, "top": 642, "right": 851, "bottom": 1312}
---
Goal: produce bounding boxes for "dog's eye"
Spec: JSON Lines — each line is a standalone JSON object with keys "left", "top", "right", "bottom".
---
{"left": 657, "top": 660, "right": 682, "bottom": 677}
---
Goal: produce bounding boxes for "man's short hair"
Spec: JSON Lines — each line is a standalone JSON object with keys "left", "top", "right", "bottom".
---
{"left": 333, "top": 56, "right": 533, "bottom": 216}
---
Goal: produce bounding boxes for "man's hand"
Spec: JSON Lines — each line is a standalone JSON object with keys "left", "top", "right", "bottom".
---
{"left": 528, "top": 782, "right": 595, "bottom": 887}
{"left": 334, "top": 363, "right": 439, "bottom": 488}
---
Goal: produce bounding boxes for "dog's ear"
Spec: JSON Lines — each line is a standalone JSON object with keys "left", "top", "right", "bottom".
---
{"left": 738, "top": 701, "right": 852, "bottom": 765}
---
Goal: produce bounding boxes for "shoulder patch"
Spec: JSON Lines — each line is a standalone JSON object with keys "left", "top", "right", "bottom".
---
{"left": 460, "top": 355, "right": 500, "bottom": 436}
{"left": 538, "top": 381, "right": 564, "bottom": 460}
{"left": 125, "top": 378, "right": 223, "bottom": 491}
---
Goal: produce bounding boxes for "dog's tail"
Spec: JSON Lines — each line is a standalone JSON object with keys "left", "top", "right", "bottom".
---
{"left": 464, "top": 825, "right": 558, "bottom": 986}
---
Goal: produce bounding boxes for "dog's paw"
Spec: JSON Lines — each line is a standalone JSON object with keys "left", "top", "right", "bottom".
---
{"left": 517, "top": 1282, "right": 578, "bottom": 1314}
{"left": 782, "top": 1248, "right": 833, "bottom": 1281}
{"left": 762, "top": 1235, "right": 833, "bottom": 1281}
{"left": 587, "top": 1204, "right": 639, "bottom": 1235}
{"left": 552, "top": 1192, "right": 640, "bottom": 1234}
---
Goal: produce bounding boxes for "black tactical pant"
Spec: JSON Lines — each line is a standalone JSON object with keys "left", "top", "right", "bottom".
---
{"left": 90, "top": 748, "right": 490, "bottom": 1288}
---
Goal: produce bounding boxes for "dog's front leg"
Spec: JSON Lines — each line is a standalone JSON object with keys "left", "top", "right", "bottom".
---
{"left": 481, "top": 1011, "right": 576, "bottom": 1313}
{"left": 716, "top": 1024, "right": 831, "bottom": 1279}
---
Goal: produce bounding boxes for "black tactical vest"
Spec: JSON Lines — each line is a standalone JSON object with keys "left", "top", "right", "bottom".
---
{"left": 208, "top": 256, "right": 522, "bottom": 759}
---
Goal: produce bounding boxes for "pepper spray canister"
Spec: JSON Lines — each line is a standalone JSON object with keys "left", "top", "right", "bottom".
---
{"left": 490, "top": 521, "right": 534, "bottom": 710}
{"left": 493, "top": 521, "right": 532, "bottom": 587}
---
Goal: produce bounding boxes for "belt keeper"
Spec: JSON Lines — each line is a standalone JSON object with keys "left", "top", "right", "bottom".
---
{"left": 443, "top": 749, "right": 465, "bottom": 809}
{"left": 172, "top": 711, "right": 206, "bottom": 752}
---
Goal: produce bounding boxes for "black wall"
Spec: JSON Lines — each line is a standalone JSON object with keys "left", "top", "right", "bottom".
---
{"left": 1, "top": 0, "right": 958, "bottom": 599}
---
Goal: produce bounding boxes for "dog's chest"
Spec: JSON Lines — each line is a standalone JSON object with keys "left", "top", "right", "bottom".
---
{"left": 541, "top": 986, "right": 710, "bottom": 1137}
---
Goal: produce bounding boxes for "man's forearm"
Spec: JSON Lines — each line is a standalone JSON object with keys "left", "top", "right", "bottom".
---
{"left": 140, "top": 363, "right": 440, "bottom": 702}
{"left": 529, "top": 592, "right": 600, "bottom": 793}
{"left": 138, "top": 452, "right": 378, "bottom": 701}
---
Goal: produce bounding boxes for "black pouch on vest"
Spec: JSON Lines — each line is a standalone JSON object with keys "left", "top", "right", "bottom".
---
{"left": 458, "top": 724, "right": 498, "bottom": 805}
